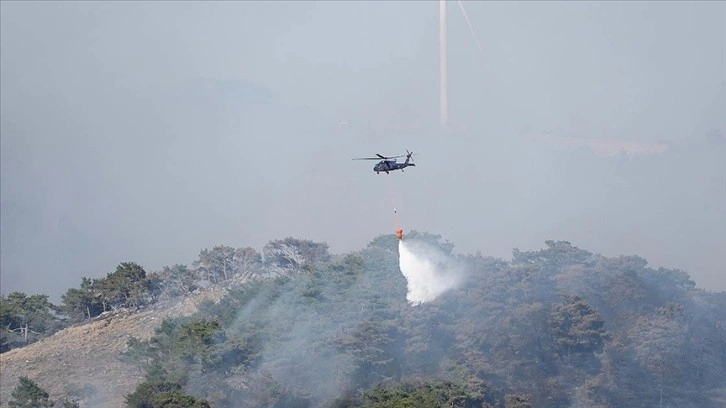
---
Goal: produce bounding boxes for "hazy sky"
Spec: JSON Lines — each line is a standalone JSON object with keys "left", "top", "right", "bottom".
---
{"left": 2, "top": 1, "right": 724, "bottom": 300}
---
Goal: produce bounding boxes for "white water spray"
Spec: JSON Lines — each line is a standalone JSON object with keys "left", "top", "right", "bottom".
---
{"left": 398, "top": 239, "right": 464, "bottom": 305}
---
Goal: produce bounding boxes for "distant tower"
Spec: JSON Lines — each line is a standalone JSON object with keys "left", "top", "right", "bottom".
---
{"left": 439, "top": 0, "right": 448, "bottom": 127}
{"left": 438, "top": 1, "right": 483, "bottom": 130}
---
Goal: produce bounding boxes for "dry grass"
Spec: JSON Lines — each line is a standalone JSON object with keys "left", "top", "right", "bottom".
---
{"left": 0, "top": 287, "right": 227, "bottom": 408}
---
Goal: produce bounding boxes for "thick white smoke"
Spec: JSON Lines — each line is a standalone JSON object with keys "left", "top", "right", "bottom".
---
{"left": 398, "top": 239, "right": 465, "bottom": 305}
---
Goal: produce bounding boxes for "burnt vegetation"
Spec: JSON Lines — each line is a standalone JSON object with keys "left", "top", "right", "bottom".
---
{"left": 2, "top": 234, "right": 725, "bottom": 407}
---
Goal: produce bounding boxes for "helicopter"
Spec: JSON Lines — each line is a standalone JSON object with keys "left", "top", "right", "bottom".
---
{"left": 352, "top": 150, "right": 416, "bottom": 174}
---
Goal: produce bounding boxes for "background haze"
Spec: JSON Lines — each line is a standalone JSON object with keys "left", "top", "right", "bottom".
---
{"left": 1, "top": 1, "right": 724, "bottom": 300}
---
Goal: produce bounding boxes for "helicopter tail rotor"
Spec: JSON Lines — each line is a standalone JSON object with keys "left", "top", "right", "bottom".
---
{"left": 405, "top": 149, "right": 415, "bottom": 163}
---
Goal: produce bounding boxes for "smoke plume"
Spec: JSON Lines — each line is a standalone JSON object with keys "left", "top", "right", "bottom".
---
{"left": 398, "top": 239, "right": 465, "bottom": 305}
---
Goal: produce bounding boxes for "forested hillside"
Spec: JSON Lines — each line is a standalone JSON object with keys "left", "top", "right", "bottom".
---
{"left": 2, "top": 232, "right": 725, "bottom": 407}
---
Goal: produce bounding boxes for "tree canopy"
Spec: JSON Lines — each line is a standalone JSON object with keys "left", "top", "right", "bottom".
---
{"left": 3, "top": 234, "right": 724, "bottom": 408}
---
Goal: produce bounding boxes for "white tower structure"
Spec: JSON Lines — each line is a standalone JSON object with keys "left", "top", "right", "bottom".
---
{"left": 439, "top": 0, "right": 483, "bottom": 128}
{"left": 439, "top": 0, "right": 448, "bottom": 127}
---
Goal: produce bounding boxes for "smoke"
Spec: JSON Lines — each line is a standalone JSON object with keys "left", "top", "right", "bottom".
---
{"left": 398, "top": 239, "right": 465, "bottom": 305}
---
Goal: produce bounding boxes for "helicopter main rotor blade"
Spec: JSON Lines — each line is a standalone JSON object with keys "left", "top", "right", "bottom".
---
{"left": 353, "top": 154, "right": 406, "bottom": 160}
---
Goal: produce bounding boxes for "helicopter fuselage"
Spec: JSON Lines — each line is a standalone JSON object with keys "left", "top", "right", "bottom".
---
{"left": 374, "top": 159, "right": 415, "bottom": 174}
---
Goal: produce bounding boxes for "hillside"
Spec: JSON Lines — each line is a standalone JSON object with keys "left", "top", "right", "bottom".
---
{"left": 0, "top": 286, "right": 228, "bottom": 407}
{"left": 2, "top": 234, "right": 725, "bottom": 408}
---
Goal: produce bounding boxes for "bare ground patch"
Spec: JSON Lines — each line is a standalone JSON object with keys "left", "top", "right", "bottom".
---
{"left": 0, "top": 287, "right": 227, "bottom": 408}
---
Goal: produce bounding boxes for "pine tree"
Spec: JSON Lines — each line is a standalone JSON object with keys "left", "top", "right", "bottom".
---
{"left": 9, "top": 376, "right": 53, "bottom": 408}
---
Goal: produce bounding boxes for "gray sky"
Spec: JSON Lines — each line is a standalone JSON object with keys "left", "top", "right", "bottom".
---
{"left": 2, "top": 1, "right": 725, "bottom": 300}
